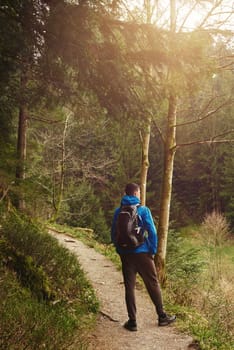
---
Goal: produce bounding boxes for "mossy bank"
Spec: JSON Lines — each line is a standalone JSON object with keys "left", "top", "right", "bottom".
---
{"left": 0, "top": 211, "right": 99, "bottom": 350}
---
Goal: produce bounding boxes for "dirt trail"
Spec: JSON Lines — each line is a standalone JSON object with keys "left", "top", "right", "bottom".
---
{"left": 50, "top": 231, "right": 194, "bottom": 350}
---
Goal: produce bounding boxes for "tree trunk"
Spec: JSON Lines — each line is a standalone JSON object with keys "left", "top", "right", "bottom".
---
{"left": 155, "top": 94, "right": 177, "bottom": 285}
{"left": 51, "top": 111, "right": 70, "bottom": 221}
{"left": 140, "top": 116, "right": 151, "bottom": 205}
{"left": 15, "top": 104, "right": 28, "bottom": 210}
{"left": 140, "top": 1, "right": 154, "bottom": 205}
{"left": 154, "top": 0, "right": 177, "bottom": 285}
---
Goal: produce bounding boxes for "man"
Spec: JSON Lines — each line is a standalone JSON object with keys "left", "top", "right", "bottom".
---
{"left": 111, "top": 183, "right": 176, "bottom": 331}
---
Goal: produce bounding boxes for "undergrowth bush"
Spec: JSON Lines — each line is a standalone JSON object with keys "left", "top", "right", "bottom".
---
{"left": 200, "top": 211, "right": 230, "bottom": 247}
{"left": 0, "top": 267, "right": 71, "bottom": 349}
{"left": 0, "top": 210, "right": 99, "bottom": 349}
{"left": 197, "top": 212, "right": 234, "bottom": 349}
{"left": 166, "top": 230, "right": 205, "bottom": 305}
{"left": 166, "top": 222, "right": 234, "bottom": 350}
{"left": 57, "top": 181, "right": 110, "bottom": 243}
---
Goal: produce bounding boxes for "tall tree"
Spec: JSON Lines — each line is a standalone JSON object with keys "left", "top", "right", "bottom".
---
{"left": 155, "top": 0, "right": 177, "bottom": 282}
{"left": 0, "top": 0, "right": 50, "bottom": 209}
{"left": 154, "top": 0, "right": 233, "bottom": 282}
{"left": 139, "top": 0, "right": 154, "bottom": 205}
{"left": 119, "top": 0, "right": 233, "bottom": 281}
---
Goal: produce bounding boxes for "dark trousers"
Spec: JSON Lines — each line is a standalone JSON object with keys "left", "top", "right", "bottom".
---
{"left": 120, "top": 253, "right": 164, "bottom": 321}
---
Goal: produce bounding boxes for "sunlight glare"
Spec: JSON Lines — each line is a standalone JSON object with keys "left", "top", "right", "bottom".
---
{"left": 123, "top": 1, "right": 234, "bottom": 32}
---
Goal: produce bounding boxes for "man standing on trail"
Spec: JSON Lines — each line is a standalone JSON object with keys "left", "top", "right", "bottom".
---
{"left": 111, "top": 183, "right": 176, "bottom": 331}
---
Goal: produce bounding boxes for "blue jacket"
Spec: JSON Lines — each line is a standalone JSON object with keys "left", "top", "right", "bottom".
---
{"left": 111, "top": 195, "right": 158, "bottom": 255}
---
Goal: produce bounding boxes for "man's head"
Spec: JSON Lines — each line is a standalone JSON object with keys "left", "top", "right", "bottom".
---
{"left": 125, "top": 183, "right": 140, "bottom": 199}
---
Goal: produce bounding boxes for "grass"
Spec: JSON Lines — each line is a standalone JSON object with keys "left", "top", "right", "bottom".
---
{"left": 168, "top": 223, "right": 234, "bottom": 350}
{"left": 4, "top": 211, "right": 233, "bottom": 349}
{"left": 220, "top": 243, "right": 234, "bottom": 264}
{"left": 0, "top": 269, "right": 88, "bottom": 350}
{"left": 0, "top": 211, "right": 99, "bottom": 350}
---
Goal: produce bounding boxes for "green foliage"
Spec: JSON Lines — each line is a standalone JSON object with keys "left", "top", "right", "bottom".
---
{"left": 58, "top": 181, "right": 110, "bottom": 243}
{"left": 0, "top": 239, "right": 55, "bottom": 301}
{"left": 0, "top": 210, "right": 99, "bottom": 349}
{"left": 166, "top": 230, "right": 205, "bottom": 304}
{"left": 221, "top": 152, "right": 234, "bottom": 227}
{"left": 1, "top": 211, "right": 99, "bottom": 310}
{"left": 1, "top": 0, "right": 233, "bottom": 233}
{"left": 165, "top": 225, "right": 234, "bottom": 350}
{"left": 184, "top": 311, "right": 234, "bottom": 350}
{"left": 0, "top": 264, "right": 94, "bottom": 350}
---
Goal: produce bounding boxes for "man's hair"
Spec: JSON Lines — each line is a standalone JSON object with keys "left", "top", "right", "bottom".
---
{"left": 125, "top": 183, "right": 140, "bottom": 196}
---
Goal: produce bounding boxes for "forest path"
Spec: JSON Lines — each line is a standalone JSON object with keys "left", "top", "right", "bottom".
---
{"left": 50, "top": 230, "right": 194, "bottom": 350}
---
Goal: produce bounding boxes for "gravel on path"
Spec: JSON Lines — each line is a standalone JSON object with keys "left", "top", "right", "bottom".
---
{"left": 50, "top": 231, "right": 194, "bottom": 350}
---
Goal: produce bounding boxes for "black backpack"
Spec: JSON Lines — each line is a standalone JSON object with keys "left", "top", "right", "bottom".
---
{"left": 115, "top": 204, "right": 144, "bottom": 249}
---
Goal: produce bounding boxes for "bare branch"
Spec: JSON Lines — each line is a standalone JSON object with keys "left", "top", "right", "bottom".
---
{"left": 139, "top": 130, "right": 143, "bottom": 144}
{"left": 209, "top": 11, "right": 234, "bottom": 17}
{"left": 212, "top": 129, "right": 234, "bottom": 140}
{"left": 30, "top": 116, "right": 63, "bottom": 124}
{"left": 178, "top": 2, "right": 198, "bottom": 32}
{"left": 89, "top": 159, "right": 118, "bottom": 170}
{"left": 217, "top": 62, "right": 234, "bottom": 70}
{"left": 198, "top": 0, "right": 223, "bottom": 29}
{"left": 175, "top": 139, "right": 234, "bottom": 149}
{"left": 174, "top": 130, "right": 234, "bottom": 150}
{"left": 175, "top": 99, "right": 234, "bottom": 128}
{"left": 0, "top": 179, "right": 16, "bottom": 203}
{"left": 202, "top": 28, "right": 234, "bottom": 36}
{"left": 0, "top": 186, "right": 10, "bottom": 202}
{"left": 152, "top": 117, "right": 165, "bottom": 144}
{"left": 35, "top": 181, "right": 53, "bottom": 194}
{"left": 120, "top": 0, "right": 138, "bottom": 21}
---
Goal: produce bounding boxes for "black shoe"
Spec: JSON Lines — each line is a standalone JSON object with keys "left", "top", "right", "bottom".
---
{"left": 158, "top": 314, "right": 176, "bottom": 327}
{"left": 124, "top": 319, "right": 137, "bottom": 331}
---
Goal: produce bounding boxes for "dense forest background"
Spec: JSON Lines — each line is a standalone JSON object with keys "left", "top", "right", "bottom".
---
{"left": 0, "top": 0, "right": 233, "bottom": 244}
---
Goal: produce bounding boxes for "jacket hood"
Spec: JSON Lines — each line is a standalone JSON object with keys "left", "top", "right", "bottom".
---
{"left": 121, "top": 195, "right": 140, "bottom": 206}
